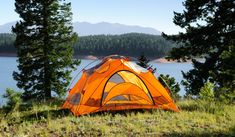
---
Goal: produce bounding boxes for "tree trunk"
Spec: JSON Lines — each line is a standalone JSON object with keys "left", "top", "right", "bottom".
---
{"left": 43, "top": 3, "right": 51, "bottom": 99}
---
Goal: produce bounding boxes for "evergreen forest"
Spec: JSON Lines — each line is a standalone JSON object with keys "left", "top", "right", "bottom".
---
{"left": 0, "top": 33, "right": 176, "bottom": 58}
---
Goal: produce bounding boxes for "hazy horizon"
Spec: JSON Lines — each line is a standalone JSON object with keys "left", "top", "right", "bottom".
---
{"left": 0, "top": 0, "right": 185, "bottom": 34}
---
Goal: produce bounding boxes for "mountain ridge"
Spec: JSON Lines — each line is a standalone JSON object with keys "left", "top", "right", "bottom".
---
{"left": 0, "top": 21, "right": 161, "bottom": 36}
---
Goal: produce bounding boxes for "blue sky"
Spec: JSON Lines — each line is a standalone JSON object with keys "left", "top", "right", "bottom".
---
{"left": 0, "top": 0, "right": 185, "bottom": 34}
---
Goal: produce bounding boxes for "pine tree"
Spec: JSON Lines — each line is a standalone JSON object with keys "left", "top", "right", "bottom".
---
{"left": 163, "top": 0, "right": 235, "bottom": 96}
{"left": 12, "top": 0, "right": 79, "bottom": 101}
{"left": 137, "top": 53, "right": 150, "bottom": 68}
{"left": 158, "top": 74, "right": 180, "bottom": 101}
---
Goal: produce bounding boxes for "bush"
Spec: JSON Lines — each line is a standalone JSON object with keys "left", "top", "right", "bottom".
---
{"left": 199, "top": 82, "right": 215, "bottom": 101}
{"left": 2, "top": 88, "right": 22, "bottom": 112}
{"left": 216, "top": 87, "right": 235, "bottom": 104}
{"left": 158, "top": 74, "right": 181, "bottom": 101}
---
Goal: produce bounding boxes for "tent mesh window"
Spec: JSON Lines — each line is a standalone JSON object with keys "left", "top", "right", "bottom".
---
{"left": 102, "top": 73, "right": 125, "bottom": 100}
{"left": 69, "top": 93, "right": 81, "bottom": 105}
{"left": 110, "top": 95, "right": 129, "bottom": 101}
{"left": 102, "top": 71, "right": 153, "bottom": 106}
{"left": 109, "top": 73, "right": 125, "bottom": 83}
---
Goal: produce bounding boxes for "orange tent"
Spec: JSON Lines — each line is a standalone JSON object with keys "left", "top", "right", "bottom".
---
{"left": 62, "top": 55, "right": 179, "bottom": 116}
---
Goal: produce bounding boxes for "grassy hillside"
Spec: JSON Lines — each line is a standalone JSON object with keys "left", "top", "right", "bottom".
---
{"left": 0, "top": 100, "right": 234, "bottom": 136}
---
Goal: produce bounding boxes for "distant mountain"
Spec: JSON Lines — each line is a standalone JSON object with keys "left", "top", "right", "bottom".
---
{"left": 73, "top": 22, "right": 161, "bottom": 36}
{"left": 0, "top": 21, "right": 161, "bottom": 35}
{"left": 0, "top": 22, "right": 15, "bottom": 33}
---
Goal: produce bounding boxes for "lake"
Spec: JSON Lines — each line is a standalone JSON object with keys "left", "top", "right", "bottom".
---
{"left": 0, "top": 57, "right": 192, "bottom": 106}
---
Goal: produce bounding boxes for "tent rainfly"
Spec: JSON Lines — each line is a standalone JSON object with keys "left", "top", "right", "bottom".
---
{"left": 62, "top": 55, "right": 179, "bottom": 116}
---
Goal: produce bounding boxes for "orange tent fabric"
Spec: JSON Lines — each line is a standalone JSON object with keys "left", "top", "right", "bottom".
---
{"left": 62, "top": 56, "right": 179, "bottom": 116}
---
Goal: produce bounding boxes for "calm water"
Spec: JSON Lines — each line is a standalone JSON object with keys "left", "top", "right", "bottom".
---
{"left": 0, "top": 57, "right": 192, "bottom": 106}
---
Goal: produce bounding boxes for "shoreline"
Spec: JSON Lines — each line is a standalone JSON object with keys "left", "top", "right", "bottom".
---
{"left": 0, "top": 53, "right": 17, "bottom": 57}
{"left": 0, "top": 53, "right": 191, "bottom": 63}
{"left": 152, "top": 58, "right": 192, "bottom": 63}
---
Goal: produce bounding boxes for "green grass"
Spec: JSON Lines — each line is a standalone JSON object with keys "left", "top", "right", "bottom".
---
{"left": 0, "top": 100, "right": 235, "bottom": 137}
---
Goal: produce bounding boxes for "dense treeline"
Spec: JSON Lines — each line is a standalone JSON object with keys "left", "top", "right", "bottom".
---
{"left": 0, "top": 33, "right": 15, "bottom": 53}
{"left": 74, "top": 33, "right": 175, "bottom": 58}
{"left": 0, "top": 33, "right": 175, "bottom": 58}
